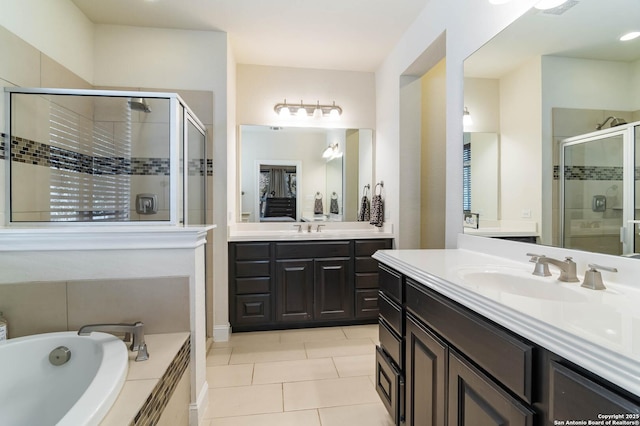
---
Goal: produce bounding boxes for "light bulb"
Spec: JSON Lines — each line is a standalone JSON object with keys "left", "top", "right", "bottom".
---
{"left": 463, "top": 107, "right": 473, "bottom": 127}
{"left": 313, "top": 101, "right": 323, "bottom": 119}
{"left": 296, "top": 100, "right": 307, "bottom": 118}
{"left": 278, "top": 99, "right": 290, "bottom": 117}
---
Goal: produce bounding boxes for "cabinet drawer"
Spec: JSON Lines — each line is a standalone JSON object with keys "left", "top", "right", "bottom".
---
{"left": 355, "top": 257, "right": 379, "bottom": 273}
{"left": 406, "top": 279, "right": 533, "bottom": 403}
{"left": 355, "top": 239, "right": 391, "bottom": 256}
{"left": 376, "top": 345, "right": 405, "bottom": 425}
{"left": 275, "top": 241, "right": 351, "bottom": 259}
{"left": 234, "top": 294, "right": 272, "bottom": 324}
{"left": 235, "top": 260, "right": 270, "bottom": 277}
{"left": 379, "top": 263, "right": 403, "bottom": 304}
{"left": 235, "top": 277, "right": 271, "bottom": 295}
{"left": 234, "top": 242, "right": 271, "bottom": 260}
{"left": 549, "top": 362, "right": 640, "bottom": 421}
{"left": 355, "top": 289, "right": 379, "bottom": 319}
{"left": 379, "top": 291, "right": 403, "bottom": 336}
{"left": 379, "top": 319, "right": 403, "bottom": 367}
{"left": 355, "top": 272, "right": 379, "bottom": 289}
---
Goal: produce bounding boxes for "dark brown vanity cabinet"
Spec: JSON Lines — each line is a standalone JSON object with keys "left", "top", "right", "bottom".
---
{"left": 376, "top": 262, "right": 640, "bottom": 426}
{"left": 229, "top": 238, "right": 392, "bottom": 331}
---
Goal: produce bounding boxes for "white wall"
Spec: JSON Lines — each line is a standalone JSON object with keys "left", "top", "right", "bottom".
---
{"left": 375, "top": 0, "right": 539, "bottom": 249}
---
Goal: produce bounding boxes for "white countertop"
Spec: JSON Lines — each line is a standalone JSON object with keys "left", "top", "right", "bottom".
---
{"left": 373, "top": 247, "right": 640, "bottom": 397}
{"left": 228, "top": 222, "right": 394, "bottom": 241}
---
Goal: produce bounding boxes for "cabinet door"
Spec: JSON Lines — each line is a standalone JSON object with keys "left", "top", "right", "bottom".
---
{"left": 376, "top": 345, "right": 405, "bottom": 425}
{"left": 448, "top": 351, "right": 534, "bottom": 426}
{"left": 314, "top": 258, "right": 353, "bottom": 320}
{"left": 549, "top": 361, "right": 640, "bottom": 421}
{"left": 405, "top": 313, "right": 447, "bottom": 426}
{"left": 275, "top": 259, "right": 314, "bottom": 322}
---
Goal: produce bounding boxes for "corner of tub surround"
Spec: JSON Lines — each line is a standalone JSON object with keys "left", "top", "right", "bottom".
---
{"left": 456, "top": 233, "right": 640, "bottom": 288}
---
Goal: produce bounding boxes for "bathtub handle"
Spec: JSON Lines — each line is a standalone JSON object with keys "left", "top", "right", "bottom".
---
{"left": 78, "top": 322, "right": 149, "bottom": 361}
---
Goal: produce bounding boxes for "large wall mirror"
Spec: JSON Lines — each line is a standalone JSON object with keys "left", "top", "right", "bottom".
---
{"left": 463, "top": 0, "right": 640, "bottom": 256}
{"left": 238, "top": 125, "right": 374, "bottom": 223}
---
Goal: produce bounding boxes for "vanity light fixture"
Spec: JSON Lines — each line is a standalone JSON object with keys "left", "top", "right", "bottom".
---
{"left": 322, "top": 143, "right": 343, "bottom": 160}
{"left": 620, "top": 31, "right": 640, "bottom": 41}
{"left": 533, "top": 0, "right": 569, "bottom": 10}
{"left": 463, "top": 107, "right": 473, "bottom": 127}
{"left": 274, "top": 100, "right": 342, "bottom": 118}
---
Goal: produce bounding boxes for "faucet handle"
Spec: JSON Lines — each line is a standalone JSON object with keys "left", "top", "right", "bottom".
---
{"left": 581, "top": 264, "right": 618, "bottom": 290}
{"left": 526, "top": 253, "right": 545, "bottom": 262}
{"left": 526, "top": 253, "right": 551, "bottom": 276}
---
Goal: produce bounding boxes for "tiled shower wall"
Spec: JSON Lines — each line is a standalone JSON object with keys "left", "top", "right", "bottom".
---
{"left": 0, "top": 277, "right": 190, "bottom": 338}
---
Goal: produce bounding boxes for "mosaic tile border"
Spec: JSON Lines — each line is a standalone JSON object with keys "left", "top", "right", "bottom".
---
{"left": 3, "top": 136, "right": 213, "bottom": 176}
{"left": 132, "top": 336, "right": 191, "bottom": 426}
{"left": 554, "top": 165, "right": 640, "bottom": 180}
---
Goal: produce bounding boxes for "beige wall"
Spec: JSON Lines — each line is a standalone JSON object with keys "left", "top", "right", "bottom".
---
{"left": 420, "top": 58, "right": 447, "bottom": 249}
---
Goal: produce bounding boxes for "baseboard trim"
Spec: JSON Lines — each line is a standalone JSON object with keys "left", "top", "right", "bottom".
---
{"left": 189, "top": 382, "right": 209, "bottom": 425}
{"left": 213, "top": 323, "right": 230, "bottom": 342}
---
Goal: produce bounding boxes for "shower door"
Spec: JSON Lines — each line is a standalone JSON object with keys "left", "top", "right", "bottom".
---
{"left": 560, "top": 124, "right": 637, "bottom": 255}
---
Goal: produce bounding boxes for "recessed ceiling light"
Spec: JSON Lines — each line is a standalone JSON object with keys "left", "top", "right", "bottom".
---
{"left": 533, "top": 0, "right": 569, "bottom": 10}
{"left": 620, "top": 31, "right": 640, "bottom": 42}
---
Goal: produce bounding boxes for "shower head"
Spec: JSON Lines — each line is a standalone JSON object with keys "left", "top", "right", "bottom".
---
{"left": 596, "top": 116, "right": 626, "bottom": 130}
{"left": 129, "top": 97, "right": 151, "bottom": 113}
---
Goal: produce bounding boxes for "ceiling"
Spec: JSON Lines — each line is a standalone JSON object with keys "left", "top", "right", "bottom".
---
{"left": 71, "top": 0, "right": 428, "bottom": 73}
{"left": 464, "top": 0, "right": 640, "bottom": 78}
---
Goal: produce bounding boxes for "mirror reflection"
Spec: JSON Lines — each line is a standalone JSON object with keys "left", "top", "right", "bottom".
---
{"left": 463, "top": 0, "right": 640, "bottom": 255}
{"left": 238, "top": 125, "right": 373, "bottom": 222}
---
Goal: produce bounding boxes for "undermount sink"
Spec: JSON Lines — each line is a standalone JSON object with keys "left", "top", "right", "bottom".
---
{"left": 455, "top": 265, "right": 589, "bottom": 302}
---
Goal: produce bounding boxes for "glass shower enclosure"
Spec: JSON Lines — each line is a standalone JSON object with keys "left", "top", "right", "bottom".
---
{"left": 559, "top": 121, "right": 640, "bottom": 256}
{"left": 4, "top": 88, "right": 207, "bottom": 226}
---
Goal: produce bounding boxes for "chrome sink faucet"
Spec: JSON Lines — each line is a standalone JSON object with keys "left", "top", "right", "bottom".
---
{"left": 526, "top": 253, "right": 579, "bottom": 282}
{"left": 78, "top": 321, "right": 149, "bottom": 361}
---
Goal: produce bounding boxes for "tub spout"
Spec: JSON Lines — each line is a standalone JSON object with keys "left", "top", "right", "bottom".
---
{"left": 78, "top": 322, "right": 149, "bottom": 361}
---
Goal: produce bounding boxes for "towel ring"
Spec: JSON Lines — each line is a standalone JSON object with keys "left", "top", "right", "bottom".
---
{"left": 375, "top": 181, "right": 384, "bottom": 195}
{"left": 315, "top": 192, "right": 323, "bottom": 199}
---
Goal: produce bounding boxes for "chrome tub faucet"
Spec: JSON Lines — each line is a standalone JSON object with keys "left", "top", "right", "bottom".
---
{"left": 527, "top": 253, "right": 579, "bottom": 282}
{"left": 78, "top": 321, "right": 149, "bottom": 361}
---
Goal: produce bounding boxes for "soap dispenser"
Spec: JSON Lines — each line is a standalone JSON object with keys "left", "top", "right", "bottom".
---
{"left": 0, "top": 311, "right": 8, "bottom": 341}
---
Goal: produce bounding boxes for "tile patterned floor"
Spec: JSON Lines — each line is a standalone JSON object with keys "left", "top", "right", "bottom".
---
{"left": 202, "top": 324, "right": 394, "bottom": 426}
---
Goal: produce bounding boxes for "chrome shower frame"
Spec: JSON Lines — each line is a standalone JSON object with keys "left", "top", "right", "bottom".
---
{"left": 4, "top": 87, "right": 207, "bottom": 227}
{"left": 559, "top": 121, "right": 639, "bottom": 255}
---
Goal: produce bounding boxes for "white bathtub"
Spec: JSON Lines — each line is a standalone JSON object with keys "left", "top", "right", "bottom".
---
{"left": 0, "top": 331, "right": 129, "bottom": 426}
